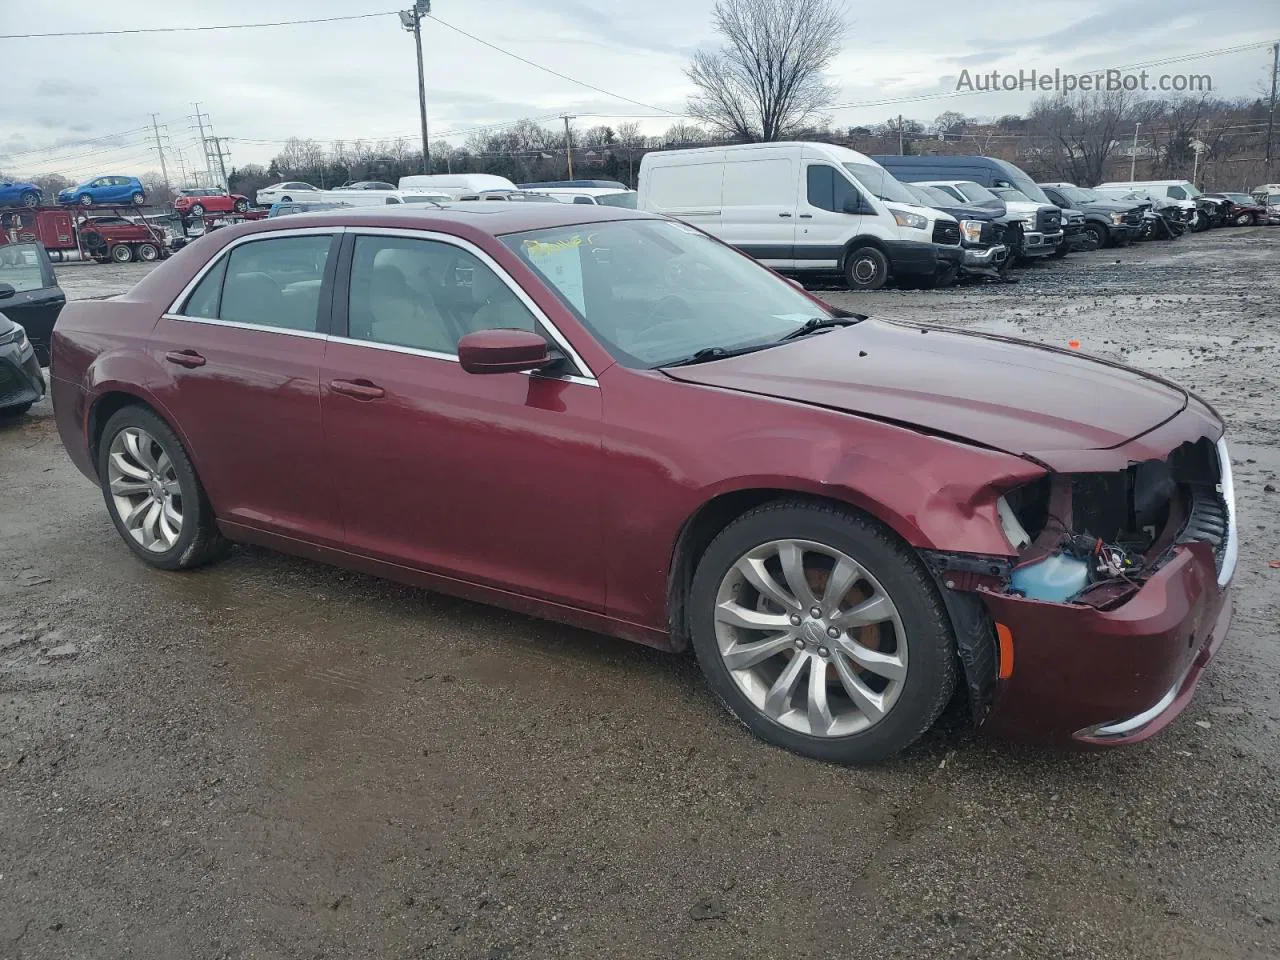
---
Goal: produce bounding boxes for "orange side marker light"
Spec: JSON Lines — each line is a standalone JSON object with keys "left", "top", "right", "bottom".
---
{"left": 1068, "top": 339, "right": 1081, "bottom": 350}
{"left": 996, "top": 623, "right": 1015, "bottom": 679}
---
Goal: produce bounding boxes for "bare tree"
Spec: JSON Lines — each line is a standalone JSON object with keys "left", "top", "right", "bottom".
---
{"left": 662, "top": 122, "right": 709, "bottom": 146}
{"left": 932, "top": 111, "right": 969, "bottom": 141}
{"left": 1026, "top": 91, "right": 1157, "bottom": 185}
{"left": 685, "top": 0, "right": 845, "bottom": 142}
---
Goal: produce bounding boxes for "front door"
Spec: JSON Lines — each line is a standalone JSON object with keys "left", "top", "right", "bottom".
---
{"left": 320, "top": 230, "right": 605, "bottom": 611}
{"left": 797, "top": 162, "right": 865, "bottom": 271}
{"left": 148, "top": 230, "right": 344, "bottom": 545}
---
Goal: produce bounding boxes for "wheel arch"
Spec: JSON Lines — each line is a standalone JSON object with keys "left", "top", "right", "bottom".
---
{"left": 85, "top": 386, "right": 194, "bottom": 484}
{"left": 665, "top": 484, "right": 928, "bottom": 651}
{"left": 839, "top": 234, "right": 891, "bottom": 272}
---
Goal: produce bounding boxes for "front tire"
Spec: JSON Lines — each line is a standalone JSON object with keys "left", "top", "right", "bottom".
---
{"left": 1235, "top": 212, "right": 1256, "bottom": 226}
{"left": 1, "top": 401, "right": 33, "bottom": 418}
{"left": 843, "top": 246, "right": 889, "bottom": 291}
{"left": 190, "top": 203, "right": 205, "bottom": 217}
{"left": 233, "top": 199, "right": 248, "bottom": 213}
{"left": 79, "top": 193, "right": 93, "bottom": 206}
{"left": 688, "top": 500, "right": 956, "bottom": 764}
{"left": 1085, "top": 222, "right": 1108, "bottom": 249}
{"left": 21, "top": 191, "right": 39, "bottom": 208}
{"left": 131, "top": 192, "right": 145, "bottom": 205}
{"left": 97, "top": 406, "right": 228, "bottom": 571}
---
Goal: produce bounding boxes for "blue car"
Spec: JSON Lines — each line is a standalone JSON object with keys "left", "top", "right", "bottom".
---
{"left": 0, "top": 179, "right": 42, "bottom": 208}
{"left": 57, "top": 175, "right": 146, "bottom": 207}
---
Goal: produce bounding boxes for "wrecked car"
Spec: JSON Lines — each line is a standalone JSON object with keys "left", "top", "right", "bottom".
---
{"left": 1038, "top": 183, "right": 1143, "bottom": 248}
{"left": 49, "top": 205, "right": 1235, "bottom": 764}
{"left": 902, "top": 182, "right": 1011, "bottom": 278}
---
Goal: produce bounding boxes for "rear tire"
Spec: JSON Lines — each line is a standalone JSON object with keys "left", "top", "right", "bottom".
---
{"left": 843, "top": 246, "right": 889, "bottom": 291}
{"left": 97, "top": 406, "right": 228, "bottom": 571}
{"left": 190, "top": 203, "right": 205, "bottom": 217}
{"left": 110, "top": 244, "right": 133, "bottom": 263}
{"left": 131, "top": 192, "right": 145, "bottom": 205}
{"left": 688, "top": 500, "right": 956, "bottom": 764}
{"left": 233, "top": 199, "right": 248, "bottom": 213}
{"left": 280, "top": 196, "right": 292, "bottom": 203}
{"left": 21, "top": 191, "right": 39, "bottom": 208}
{"left": 135, "top": 243, "right": 159, "bottom": 262}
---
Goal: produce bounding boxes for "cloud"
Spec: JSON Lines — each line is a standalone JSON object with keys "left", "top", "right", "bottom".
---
{"left": 3, "top": 0, "right": 1268, "bottom": 177}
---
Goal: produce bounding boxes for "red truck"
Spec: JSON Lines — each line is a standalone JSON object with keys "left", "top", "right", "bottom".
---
{"left": 1, "top": 207, "right": 168, "bottom": 263}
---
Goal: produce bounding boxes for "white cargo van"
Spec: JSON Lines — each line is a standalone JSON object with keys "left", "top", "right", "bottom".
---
{"left": 397, "top": 173, "right": 519, "bottom": 198}
{"left": 637, "top": 142, "right": 963, "bottom": 289}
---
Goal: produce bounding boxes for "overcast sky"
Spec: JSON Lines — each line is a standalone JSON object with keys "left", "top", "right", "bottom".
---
{"left": 2, "top": 0, "right": 1276, "bottom": 180}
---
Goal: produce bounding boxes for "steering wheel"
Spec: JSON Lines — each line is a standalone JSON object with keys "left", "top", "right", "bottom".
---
{"left": 644, "top": 294, "right": 692, "bottom": 326}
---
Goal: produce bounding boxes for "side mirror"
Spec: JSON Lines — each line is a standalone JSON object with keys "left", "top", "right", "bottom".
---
{"left": 458, "top": 328, "right": 553, "bottom": 374}
{"left": 783, "top": 276, "right": 805, "bottom": 291}
{"left": 0, "top": 283, "right": 14, "bottom": 301}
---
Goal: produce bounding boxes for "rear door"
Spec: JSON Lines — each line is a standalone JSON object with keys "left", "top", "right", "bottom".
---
{"left": 642, "top": 152, "right": 724, "bottom": 230}
{"left": 720, "top": 153, "right": 796, "bottom": 268}
{"left": 148, "top": 228, "right": 344, "bottom": 545}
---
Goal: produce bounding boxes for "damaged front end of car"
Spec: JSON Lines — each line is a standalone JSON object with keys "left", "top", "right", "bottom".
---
{"left": 922, "top": 432, "right": 1236, "bottom": 748}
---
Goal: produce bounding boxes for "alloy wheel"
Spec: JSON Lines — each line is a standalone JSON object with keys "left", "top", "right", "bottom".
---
{"left": 107, "top": 427, "right": 184, "bottom": 552}
{"left": 713, "top": 538, "right": 907, "bottom": 737}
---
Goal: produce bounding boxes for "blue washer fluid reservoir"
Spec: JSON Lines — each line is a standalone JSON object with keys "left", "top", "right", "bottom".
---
{"left": 1010, "top": 554, "right": 1090, "bottom": 602}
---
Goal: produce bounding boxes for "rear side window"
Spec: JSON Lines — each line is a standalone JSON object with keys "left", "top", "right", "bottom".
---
{"left": 805, "top": 165, "right": 862, "bottom": 212}
{"left": 178, "top": 235, "right": 332, "bottom": 331}
{"left": 181, "top": 257, "right": 227, "bottom": 318}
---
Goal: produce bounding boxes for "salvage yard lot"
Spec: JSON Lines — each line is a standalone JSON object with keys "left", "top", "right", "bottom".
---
{"left": 3, "top": 228, "right": 1279, "bottom": 959}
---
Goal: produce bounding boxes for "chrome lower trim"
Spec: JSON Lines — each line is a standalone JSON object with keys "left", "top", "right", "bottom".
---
{"left": 1077, "top": 663, "right": 1192, "bottom": 739}
{"left": 1215, "top": 436, "right": 1237, "bottom": 587}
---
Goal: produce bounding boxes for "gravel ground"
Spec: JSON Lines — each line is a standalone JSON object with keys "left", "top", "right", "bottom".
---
{"left": 2, "top": 229, "right": 1278, "bottom": 959}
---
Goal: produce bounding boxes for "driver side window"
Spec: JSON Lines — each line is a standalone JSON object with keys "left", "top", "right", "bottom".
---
{"left": 806, "top": 165, "right": 862, "bottom": 213}
{"left": 345, "top": 235, "right": 539, "bottom": 356}
{"left": 1167, "top": 186, "right": 1187, "bottom": 200}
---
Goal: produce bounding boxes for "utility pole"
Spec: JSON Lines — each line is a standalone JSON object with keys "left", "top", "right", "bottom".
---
{"left": 174, "top": 147, "right": 190, "bottom": 186}
{"left": 150, "top": 113, "right": 171, "bottom": 193}
{"left": 193, "top": 102, "right": 215, "bottom": 185}
{"left": 1266, "top": 41, "right": 1279, "bottom": 180}
{"left": 400, "top": 1, "right": 432, "bottom": 173}
{"left": 1130, "top": 121, "right": 1141, "bottom": 181}
{"left": 563, "top": 116, "right": 575, "bottom": 179}
{"left": 208, "top": 137, "right": 230, "bottom": 191}
{"left": 898, "top": 114, "right": 904, "bottom": 156}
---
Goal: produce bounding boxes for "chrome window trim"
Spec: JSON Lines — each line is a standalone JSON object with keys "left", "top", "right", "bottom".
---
{"left": 165, "top": 226, "right": 344, "bottom": 317}
{"left": 343, "top": 225, "right": 596, "bottom": 381}
{"left": 158, "top": 313, "right": 329, "bottom": 341}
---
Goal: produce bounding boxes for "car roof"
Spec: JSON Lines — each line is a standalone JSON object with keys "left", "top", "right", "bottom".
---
{"left": 213, "top": 201, "right": 662, "bottom": 239}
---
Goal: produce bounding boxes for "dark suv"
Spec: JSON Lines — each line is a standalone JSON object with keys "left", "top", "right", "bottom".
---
{"left": 1039, "top": 183, "right": 1143, "bottom": 248}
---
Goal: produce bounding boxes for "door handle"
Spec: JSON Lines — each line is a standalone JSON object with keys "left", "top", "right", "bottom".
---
{"left": 778, "top": 212, "right": 793, "bottom": 218}
{"left": 799, "top": 214, "right": 813, "bottom": 219}
{"left": 329, "top": 378, "right": 385, "bottom": 400}
{"left": 164, "top": 349, "right": 206, "bottom": 368}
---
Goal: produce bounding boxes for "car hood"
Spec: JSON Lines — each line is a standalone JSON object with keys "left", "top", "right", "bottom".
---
{"left": 661, "top": 318, "right": 1188, "bottom": 457}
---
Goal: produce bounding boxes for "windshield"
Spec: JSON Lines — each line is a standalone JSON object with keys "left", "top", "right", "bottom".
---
{"left": 991, "top": 187, "right": 1033, "bottom": 203}
{"left": 842, "top": 162, "right": 918, "bottom": 205}
{"left": 596, "top": 191, "right": 638, "bottom": 209}
{"left": 1055, "top": 185, "right": 1095, "bottom": 204}
{"left": 950, "top": 181, "right": 999, "bottom": 204}
{"left": 997, "top": 175, "right": 1052, "bottom": 204}
{"left": 1181, "top": 183, "right": 1202, "bottom": 198}
{"left": 501, "top": 219, "right": 834, "bottom": 368}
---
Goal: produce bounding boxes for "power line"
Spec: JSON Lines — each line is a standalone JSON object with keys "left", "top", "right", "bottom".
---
{"left": 426, "top": 14, "right": 681, "bottom": 118}
{"left": 0, "top": 10, "right": 399, "bottom": 40}
{"left": 0, "top": 125, "right": 153, "bottom": 160}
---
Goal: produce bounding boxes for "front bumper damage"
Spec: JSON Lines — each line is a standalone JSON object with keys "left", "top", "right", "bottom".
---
{"left": 924, "top": 421, "right": 1235, "bottom": 749}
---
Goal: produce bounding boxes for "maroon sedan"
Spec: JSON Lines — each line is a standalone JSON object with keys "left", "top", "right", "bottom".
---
{"left": 49, "top": 205, "right": 1236, "bottom": 763}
